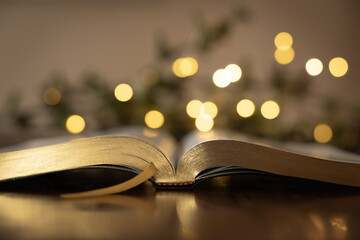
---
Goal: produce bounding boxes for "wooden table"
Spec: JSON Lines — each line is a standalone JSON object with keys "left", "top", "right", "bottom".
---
{"left": 0, "top": 175, "right": 359, "bottom": 240}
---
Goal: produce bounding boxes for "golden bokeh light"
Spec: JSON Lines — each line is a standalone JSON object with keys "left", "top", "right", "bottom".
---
{"left": 329, "top": 57, "right": 348, "bottom": 77}
{"left": 66, "top": 115, "right": 85, "bottom": 134}
{"left": 186, "top": 100, "right": 203, "bottom": 118}
{"left": 195, "top": 114, "right": 214, "bottom": 132}
{"left": 261, "top": 101, "right": 280, "bottom": 120}
{"left": 172, "top": 57, "right": 198, "bottom": 78}
{"left": 274, "top": 32, "right": 293, "bottom": 50}
{"left": 172, "top": 58, "right": 185, "bottom": 78}
{"left": 142, "top": 127, "right": 159, "bottom": 138}
{"left": 236, "top": 99, "right": 255, "bottom": 118}
{"left": 141, "top": 68, "right": 159, "bottom": 86}
{"left": 306, "top": 58, "right": 323, "bottom": 76}
{"left": 213, "top": 69, "right": 231, "bottom": 88}
{"left": 313, "top": 124, "right": 333, "bottom": 143}
{"left": 43, "top": 88, "right": 61, "bottom": 105}
{"left": 114, "top": 83, "right": 133, "bottom": 102}
{"left": 225, "top": 64, "right": 242, "bottom": 82}
{"left": 274, "top": 47, "right": 295, "bottom": 65}
{"left": 202, "top": 101, "right": 218, "bottom": 118}
{"left": 181, "top": 57, "right": 198, "bottom": 76}
{"left": 145, "top": 110, "right": 164, "bottom": 129}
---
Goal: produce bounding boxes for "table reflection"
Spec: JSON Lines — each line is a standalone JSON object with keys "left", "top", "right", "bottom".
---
{"left": 0, "top": 176, "right": 359, "bottom": 239}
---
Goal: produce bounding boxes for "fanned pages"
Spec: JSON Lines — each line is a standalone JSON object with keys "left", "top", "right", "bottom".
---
{"left": 0, "top": 131, "right": 360, "bottom": 188}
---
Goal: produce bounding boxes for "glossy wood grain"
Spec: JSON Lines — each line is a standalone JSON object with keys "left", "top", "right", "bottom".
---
{"left": 0, "top": 175, "right": 359, "bottom": 240}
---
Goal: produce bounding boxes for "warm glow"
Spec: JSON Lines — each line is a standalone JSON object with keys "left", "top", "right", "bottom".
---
{"left": 236, "top": 99, "right": 255, "bottom": 118}
{"left": 66, "top": 115, "right": 85, "bottom": 134}
{"left": 274, "top": 32, "right": 293, "bottom": 50}
{"left": 274, "top": 47, "right": 295, "bottom": 65}
{"left": 213, "top": 69, "right": 231, "bottom": 88}
{"left": 314, "top": 124, "right": 333, "bottom": 143}
{"left": 186, "top": 100, "right": 203, "bottom": 118}
{"left": 114, "top": 84, "right": 133, "bottom": 102}
{"left": 329, "top": 57, "right": 348, "bottom": 77}
{"left": 181, "top": 57, "right": 198, "bottom": 76}
{"left": 142, "top": 127, "right": 159, "bottom": 138}
{"left": 172, "top": 58, "right": 185, "bottom": 77}
{"left": 172, "top": 57, "right": 198, "bottom": 78}
{"left": 202, "top": 101, "right": 218, "bottom": 118}
{"left": 145, "top": 110, "right": 164, "bottom": 129}
{"left": 195, "top": 114, "right": 214, "bottom": 132}
{"left": 306, "top": 58, "right": 323, "bottom": 76}
{"left": 141, "top": 68, "right": 159, "bottom": 86}
{"left": 43, "top": 88, "right": 61, "bottom": 105}
{"left": 225, "top": 64, "right": 242, "bottom": 82}
{"left": 261, "top": 101, "right": 280, "bottom": 119}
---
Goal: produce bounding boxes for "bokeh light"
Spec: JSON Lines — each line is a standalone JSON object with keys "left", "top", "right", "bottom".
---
{"left": 313, "top": 123, "right": 333, "bottom": 143}
{"left": 172, "top": 57, "right": 198, "bottom": 78}
{"left": 114, "top": 83, "right": 133, "bottom": 102}
{"left": 306, "top": 58, "right": 323, "bottom": 76}
{"left": 172, "top": 58, "right": 185, "bottom": 77}
{"left": 274, "top": 32, "right": 293, "bottom": 50}
{"left": 274, "top": 47, "right": 295, "bottom": 65}
{"left": 145, "top": 110, "right": 164, "bottom": 129}
{"left": 202, "top": 101, "right": 218, "bottom": 118}
{"left": 66, "top": 115, "right": 85, "bottom": 134}
{"left": 261, "top": 101, "right": 280, "bottom": 120}
{"left": 213, "top": 69, "right": 231, "bottom": 88}
{"left": 142, "top": 127, "right": 159, "bottom": 138}
{"left": 225, "top": 64, "right": 242, "bottom": 82}
{"left": 43, "top": 88, "right": 61, "bottom": 105}
{"left": 236, "top": 99, "right": 255, "bottom": 118}
{"left": 195, "top": 114, "right": 214, "bottom": 132}
{"left": 329, "top": 57, "right": 348, "bottom": 77}
{"left": 186, "top": 100, "right": 203, "bottom": 118}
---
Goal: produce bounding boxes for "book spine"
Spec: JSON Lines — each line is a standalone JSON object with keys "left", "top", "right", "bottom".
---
{"left": 155, "top": 181, "right": 196, "bottom": 189}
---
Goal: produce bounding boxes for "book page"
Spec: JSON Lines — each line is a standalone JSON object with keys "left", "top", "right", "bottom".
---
{"left": 0, "top": 126, "right": 179, "bottom": 168}
{"left": 175, "top": 129, "right": 360, "bottom": 187}
{"left": 180, "top": 129, "right": 360, "bottom": 164}
{"left": 0, "top": 135, "right": 177, "bottom": 184}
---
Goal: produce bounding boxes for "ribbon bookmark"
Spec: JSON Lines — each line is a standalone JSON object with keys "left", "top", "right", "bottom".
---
{"left": 60, "top": 162, "right": 157, "bottom": 199}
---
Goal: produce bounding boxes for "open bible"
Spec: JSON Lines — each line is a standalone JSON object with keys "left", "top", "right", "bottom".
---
{"left": 1, "top": 128, "right": 360, "bottom": 196}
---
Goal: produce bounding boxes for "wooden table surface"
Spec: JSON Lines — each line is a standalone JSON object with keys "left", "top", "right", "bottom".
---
{"left": 0, "top": 175, "right": 359, "bottom": 240}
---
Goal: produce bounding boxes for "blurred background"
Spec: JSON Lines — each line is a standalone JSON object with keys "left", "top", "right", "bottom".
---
{"left": 0, "top": 0, "right": 359, "bottom": 153}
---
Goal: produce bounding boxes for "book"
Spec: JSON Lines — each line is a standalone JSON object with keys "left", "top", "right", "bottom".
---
{"left": 1, "top": 127, "right": 360, "bottom": 197}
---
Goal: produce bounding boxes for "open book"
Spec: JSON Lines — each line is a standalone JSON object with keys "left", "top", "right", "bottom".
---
{"left": 1, "top": 127, "right": 360, "bottom": 193}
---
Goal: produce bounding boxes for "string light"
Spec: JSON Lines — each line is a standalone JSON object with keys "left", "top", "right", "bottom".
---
{"left": 66, "top": 115, "right": 85, "bottom": 134}
{"left": 274, "top": 32, "right": 293, "bottom": 50}
{"left": 43, "top": 88, "right": 61, "bottom": 105}
{"left": 225, "top": 64, "right": 242, "bottom": 82}
{"left": 186, "top": 100, "right": 218, "bottom": 119}
{"left": 145, "top": 110, "right": 164, "bottom": 129}
{"left": 195, "top": 114, "right": 214, "bottom": 132}
{"left": 202, "top": 101, "right": 218, "bottom": 118}
{"left": 314, "top": 124, "right": 333, "bottom": 143}
{"left": 274, "top": 32, "right": 294, "bottom": 65}
{"left": 236, "top": 99, "right": 255, "bottom": 118}
{"left": 329, "top": 57, "right": 348, "bottom": 77}
{"left": 261, "top": 101, "right": 280, "bottom": 119}
{"left": 213, "top": 69, "right": 231, "bottom": 88}
{"left": 306, "top": 58, "right": 323, "bottom": 76}
{"left": 172, "top": 57, "right": 198, "bottom": 78}
{"left": 114, "top": 84, "right": 133, "bottom": 102}
{"left": 186, "top": 100, "right": 203, "bottom": 118}
{"left": 274, "top": 47, "right": 295, "bottom": 65}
